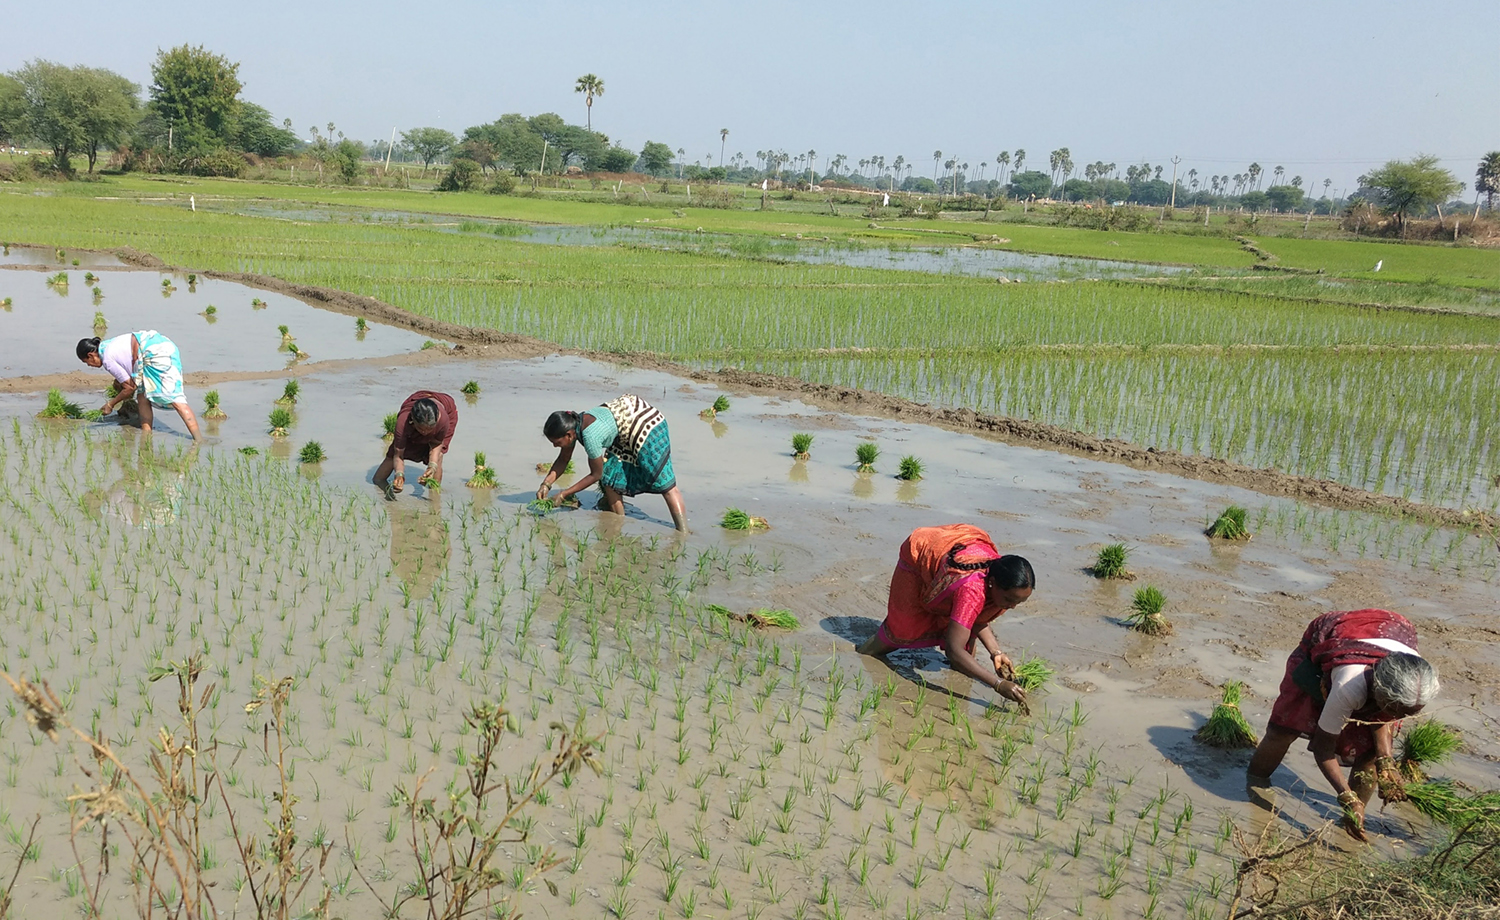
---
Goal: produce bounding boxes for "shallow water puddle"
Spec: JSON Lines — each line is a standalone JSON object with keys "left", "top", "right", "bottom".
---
{"left": 0, "top": 243, "right": 125, "bottom": 267}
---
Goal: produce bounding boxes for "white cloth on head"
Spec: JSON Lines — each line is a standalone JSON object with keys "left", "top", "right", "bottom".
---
{"left": 1316, "top": 638, "right": 1420, "bottom": 735}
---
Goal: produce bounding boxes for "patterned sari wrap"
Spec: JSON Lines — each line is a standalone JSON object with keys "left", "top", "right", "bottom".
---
{"left": 877, "top": 524, "right": 1001, "bottom": 652}
{"left": 600, "top": 394, "right": 675, "bottom": 496}
{"left": 133, "top": 331, "right": 187, "bottom": 407}
{"left": 1268, "top": 608, "right": 1419, "bottom": 764}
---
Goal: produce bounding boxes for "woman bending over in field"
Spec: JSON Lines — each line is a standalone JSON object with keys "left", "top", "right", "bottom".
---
{"left": 539, "top": 395, "right": 687, "bottom": 532}
{"left": 76, "top": 333, "right": 202, "bottom": 441}
{"left": 858, "top": 524, "right": 1034, "bottom": 707}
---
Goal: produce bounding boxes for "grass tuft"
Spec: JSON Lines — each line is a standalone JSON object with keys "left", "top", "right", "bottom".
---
{"left": 1206, "top": 505, "right": 1251, "bottom": 540}
{"left": 896, "top": 455, "right": 924, "bottom": 481}
{"left": 720, "top": 508, "right": 770, "bottom": 530}
{"left": 1090, "top": 543, "right": 1132, "bottom": 579}
{"left": 1125, "top": 585, "right": 1171, "bottom": 635}
{"left": 1194, "top": 681, "right": 1257, "bottom": 748}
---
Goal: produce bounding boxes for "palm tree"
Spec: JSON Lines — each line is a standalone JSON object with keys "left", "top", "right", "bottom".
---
{"left": 1323, "top": 178, "right": 1332, "bottom": 200}
{"left": 1272, "top": 165, "right": 1285, "bottom": 187}
{"left": 1247, "top": 163, "right": 1262, "bottom": 191}
{"left": 932, "top": 150, "right": 942, "bottom": 185}
{"left": 677, "top": 148, "right": 686, "bottom": 179}
{"left": 719, "top": 129, "right": 729, "bottom": 168}
{"left": 996, "top": 151, "right": 1010, "bottom": 185}
{"left": 574, "top": 74, "right": 605, "bottom": 131}
{"left": 1477, "top": 152, "right": 1500, "bottom": 211}
{"left": 892, "top": 155, "right": 904, "bottom": 188}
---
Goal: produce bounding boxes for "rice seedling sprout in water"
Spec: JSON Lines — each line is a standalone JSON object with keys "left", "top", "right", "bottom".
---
{"left": 276, "top": 380, "right": 300, "bottom": 405}
{"left": 1399, "top": 719, "right": 1463, "bottom": 780}
{"left": 202, "top": 304, "right": 217, "bottom": 317}
{"left": 720, "top": 507, "right": 770, "bottom": 530}
{"left": 1012, "top": 655, "right": 1054, "bottom": 692}
{"left": 299, "top": 441, "right": 326, "bottom": 464}
{"left": 1091, "top": 543, "right": 1132, "bottom": 579}
{"left": 467, "top": 451, "right": 498, "bottom": 488}
{"left": 1125, "top": 585, "right": 1171, "bottom": 635}
{"left": 896, "top": 455, "right": 924, "bottom": 481}
{"left": 855, "top": 441, "right": 879, "bottom": 472}
{"left": 269, "top": 407, "right": 293, "bottom": 438}
{"left": 202, "top": 390, "right": 228, "bottom": 420}
{"left": 92, "top": 311, "right": 107, "bottom": 330}
{"left": 382, "top": 413, "right": 397, "bottom": 440}
{"left": 461, "top": 380, "right": 480, "bottom": 396}
{"left": 1206, "top": 506, "right": 1251, "bottom": 540}
{"left": 355, "top": 317, "right": 367, "bottom": 332}
{"left": 791, "top": 432, "right": 814, "bottom": 459}
{"left": 1193, "top": 682, "right": 1257, "bottom": 749}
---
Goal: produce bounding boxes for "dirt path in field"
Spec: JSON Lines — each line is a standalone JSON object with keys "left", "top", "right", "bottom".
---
{"left": 15, "top": 245, "right": 1486, "bottom": 536}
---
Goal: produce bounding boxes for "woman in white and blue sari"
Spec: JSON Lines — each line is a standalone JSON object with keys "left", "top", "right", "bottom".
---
{"left": 76, "top": 332, "right": 203, "bottom": 441}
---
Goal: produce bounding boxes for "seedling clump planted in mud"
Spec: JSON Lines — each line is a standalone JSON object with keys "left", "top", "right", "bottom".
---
{"left": 1206, "top": 505, "right": 1251, "bottom": 540}
{"left": 298, "top": 441, "right": 326, "bottom": 464}
{"left": 1194, "top": 681, "right": 1257, "bottom": 749}
{"left": 527, "top": 496, "right": 580, "bottom": 515}
{"left": 202, "top": 390, "right": 227, "bottom": 420}
{"left": 467, "top": 451, "right": 498, "bottom": 488}
{"left": 720, "top": 507, "right": 770, "bottom": 531}
{"left": 896, "top": 455, "right": 924, "bottom": 481}
{"left": 1399, "top": 719, "right": 1463, "bottom": 780}
{"left": 93, "top": 310, "right": 107, "bottom": 331}
{"left": 1125, "top": 585, "right": 1171, "bottom": 635}
{"left": 275, "top": 380, "right": 300, "bottom": 405}
{"left": 1090, "top": 543, "right": 1133, "bottom": 579}
{"left": 791, "top": 432, "right": 814, "bottom": 460}
{"left": 461, "top": 380, "right": 480, "bottom": 396}
{"left": 354, "top": 317, "right": 367, "bottom": 332}
{"left": 269, "top": 407, "right": 293, "bottom": 438}
{"left": 382, "top": 413, "right": 398, "bottom": 440}
{"left": 855, "top": 441, "right": 879, "bottom": 472}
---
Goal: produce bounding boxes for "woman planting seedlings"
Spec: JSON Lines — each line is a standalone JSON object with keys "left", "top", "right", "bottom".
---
{"left": 374, "top": 391, "right": 457, "bottom": 494}
{"left": 1247, "top": 609, "right": 1440, "bottom": 841}
{"left": 75, "top": 333, "right": 202, "bottom": 441}
{"left": 538, "top": 394, "right": 687, "bottom": 532}
{"left": 857, "top": 524, "right": 1035, "bottom": 709}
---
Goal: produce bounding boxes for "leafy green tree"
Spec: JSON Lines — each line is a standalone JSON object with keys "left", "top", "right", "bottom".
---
{"left": 7, "top": 61, "right": 140, "bottom": 174}
{"left": 0, "top": 74, "right": 22, "bottom": 146}
{"left": 595, "top": 146, "right": 636, "bottom": 173}
{"left": 436, "top": 158, "right": 481, "bottom": 191}
{"left": 148, "top": 45, "right": 242, "bottom": 154}
{"left": 1264, "top": 184, "right": 1305, "bottom": 212}
{"left": 574, "top": 74, "right": 604, "bottom": 131}
{"left": 332, "top": 139, "right": 365, "bottom": 181}
{"left": 234, "top": 102, "right": 297, "bottom": 157}
{"left": 1363, "top": 154, "right": 1461, "bottom": 236}
{"left": 455, "top": 137, "right": 495, "bottom": 174}
{"left": 1240, "top": 190, "right": 1270, "bottom": 212}
{"left": 638, "top": 140, "right": 674, "bottom": 176}
{"left": 1477, "top": 152, "right": 1500, "bottom": 211}
{"left": 1008, "top": 169, "right": 1052, "bottom": 199}
{"left": 401, "top": 127, "right": 456, "bottom": 175}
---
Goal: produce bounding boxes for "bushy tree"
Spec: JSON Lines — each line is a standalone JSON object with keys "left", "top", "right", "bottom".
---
{"left": 1363, "top": 155, "right": 1461, "bottom": 235}
{"left": 638, "top": 140, "right": 674, "bottom": 176}
{"left": 6, "top": 61, "right": 140, "bottom": 174}
{"left": 332, "top": 138, "right": 365, "bottom": 181}
{"left": 1240, "top": 190, "right": 1270, "bottom": 212}
{"left": 1264, "top": 184, "right": 1305, "bottom": 212}
{"left": 401, "top": 127, "right": 456, "bottom": 174}
{"left": 1477, "top": 152, "right": 1500, "bottom": 211}
{"left": 234, "top": 103, "right": 298, "bottom": 157}
{"left": 0, "top": 74, "right": 22, "bottom": 146}
{"left": 594, "top": 146, "right": 636, "bottom": 173}
{"left": 148, "top": 45, "right": 242, "bottom": 154}
{"left": 1008, "top": 169, "right": 1052, "bottom": 199}
{"left": 437, "top": 158, "right": 481, "bottom": 191}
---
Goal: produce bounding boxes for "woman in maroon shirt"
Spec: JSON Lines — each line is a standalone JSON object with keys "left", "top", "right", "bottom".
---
{"left": 375, "top": 391, "right": 457, "bottom": 492}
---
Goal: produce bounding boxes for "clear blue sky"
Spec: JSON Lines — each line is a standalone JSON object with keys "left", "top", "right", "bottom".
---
{"left": 6, "top": 0, "right": 1496, "bottom": 195}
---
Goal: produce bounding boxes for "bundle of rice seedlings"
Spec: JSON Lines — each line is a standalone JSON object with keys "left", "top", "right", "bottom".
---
{"left": 467, "top": 451, "right": 498, "bottom": 488}
{"left": 238, "top": 446, "right": 260, "bottom": 456}
{"left": 47, "top": 272, "right": 68, "bottom": 288}
{"left": 275, "top": 380, "right": 300, "bottom": 405}
{"left": 38, "top": 388, "right": 85, "bottom": 419}
{"left": 186, "top": 273, "right": 197, "bottom": 285}
{"left": 1206, "top": 505, "right": 1251, "bottom": 540}
{"left": 1399, "top": 719, "right": 1463, "bottom": 781}
{"left": 286, "top": 343, "right": 307, "bottom": 360}
{"left": 1090, "top": 542, "right": 1133, "bottom": 579}
{"left": 461, "top": 380, "right": 480, "bottom": 396}
{"left": 720, "top": 507, "right": 770, "bottom": 530}
{"left": 382, "top": 413, "right": 398, "bottom": 440}
{"left": 536, "top": 460, "right": 576, "bottom": 474}
{"left": 2, "top": 297, "right": 11, "bottom": 308}
{"left": 749, "top": 609, "right": 799, "bottom": 629}
{"left": 202, "top": 390, "right": 228, "bottom": 420}
{"left": 1125, "top": 585, "right": 1171, "bottom": 635}
{"left": 1404, "top": 780, "right": 1500, "bottom": 828}
{"left": 527, "top": 496, "right": 579, "bottom": 514}
{"left": 268, "top": 407, "right": 292, "bottom": 438}
{"left": 299, "top": 441, "right": 326, "bottom": 464}
{"left": 83, "top": 272, "right": 96, "bottom": 284}
{"left": 1012, "top": 655, "right": 1055, "bottom": 692}
{"left": 81, "top": 410, "right": 103, "bottom": 421}
{"left": 713, "top": 395, "right": 730, "bottom": 413}
{"left": 91, "top": 286, "right": 103, "bottom": 303}
{"left": 92, "top": 311, "right": 107, "bottom": 331}
{"left": 896, "top": 455, "right": 925, "bottom": 481}
{"left": 355, "top": 317, "right": 368, "bottom": 332}
{"left": 202, "top": 304, "right": 217, "bottom": 317}
{"left": 278, "top": 324, "right": 293, "bottom": 342}
{"left": 1194, "top": 681, "right": 1258, "bottom": 749}
{"left": 418, "top": 474, "right": 441, "bottom": 490}
{"left": 251, "top": 297, "right": 267, "bottom": 309}
{"left": 791, "top": 432, "right": 814, "bottom": 460}
{"left": 855, "top": 441, "right": 879, "bottom": 472}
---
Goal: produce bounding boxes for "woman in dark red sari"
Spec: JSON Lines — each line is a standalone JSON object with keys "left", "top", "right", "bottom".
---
{"left": 1248, "top": 609, "right": 1440, "bottom": 840}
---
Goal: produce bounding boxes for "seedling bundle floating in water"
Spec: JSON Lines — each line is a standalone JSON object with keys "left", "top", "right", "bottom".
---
{"left": 719, "top": 507, "right": 770, "bottom": 530}
{"left": 1193, "top": 681, "right": 1257, "bottom": 749}
{"left": 38, "top": 388, "right": 86, "bottom": 420}
{"left": 202, "top": 390, "right": 228, "bottom": 420}
{"left": 855, "top": 441, "right": 879, "bottom": 472}
{"left": 1126, "top": 585, "right": 1171, "bottom": 635}
{"left": 299, "top": 441, "right": 326, "bottom": 464}
{"left": 707, "top": 604, "right": 800, "bottom": 630}
{"left": 268, "top": 407, "right": 292, "bottom": 438}
{"left": 1206, "top": 505, "right": 1251, "bottom": 540}
{"left": 275, "top": 380, "right": 300, "bottom": 405}
{"left": 460, "top": 380, "right": 480, "bottom": 396}
{"left": 896, "top": 455, "right": 925, "bottom": 481}
{"left": 791, "top": 432, "right": 814, "bottom": 460}
{"left": 700, "top": 395, "right": 730, "bottom": 419}
{"left": 466, "top": 451, "right": 498, "bottom": 488}
{"left": 1091, "top": 542, "right": 1133, "bottom": 579}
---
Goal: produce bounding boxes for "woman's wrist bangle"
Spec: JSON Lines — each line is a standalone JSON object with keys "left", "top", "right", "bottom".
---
{"left": 1337, "top": 790, "right": 1360, "bottom": 806}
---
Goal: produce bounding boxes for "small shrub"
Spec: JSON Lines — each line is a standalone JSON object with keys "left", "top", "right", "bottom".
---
{"left": 203, "top": 390, "right": 227, "bottom": 420}
{"left": 1090, "top": 543, "right": 1132, "bottom": 579}
{"left": 1194, "top": 682, "right": 1258, "bottom": 749}
{"left": 269, "top": 407, "right": 292, "bottom": 437}
{"left": 896, "top": 455, "right": 924, "bottom": 481}
{"left": 1206, "top": 505, "right": 1251, "bottom": 540}
{"left": 299, "top": 441, "right": 326, "bottom": 464}
{"left": 855, "top": 441, "right": 879, "bottom": 472}
{"left": 791, "top": 432, "right": 814, "bottom": 459}
{"left": 486, "top": 173, "right": 517, "bottom": 195}
{"left": 720, "top": 507, "right": 770, "bottom": 531}
{"left": 1125, "top": 585, "right": 1171, "bottom": 635}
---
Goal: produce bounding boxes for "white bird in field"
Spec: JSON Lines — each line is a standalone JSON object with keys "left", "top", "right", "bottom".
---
{"left": 1373, "top": 260, "right": 1382, "bottom": 271}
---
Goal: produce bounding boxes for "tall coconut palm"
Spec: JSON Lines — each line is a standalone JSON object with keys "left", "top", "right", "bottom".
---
{"left": 1273, "top": 165, "right": 1285, "bottom": 186}
{"left": 1247, "top": 162, "right": 1262, "bottom": 190}
{"left": 1323, "top": 178, "right": 1332, "bottom": 200}
{"left": 996, "top": 151, "right": 1010, "bottom": 185}
{"left": 574, "top": 74, "right": 605, "bottom": 131}
{"left": 932, "top": 150, "right": 942, "bottom": 184}
{"left": 719, "top": 129, "right": 729, "bottom": 168}
{"left": 1477, "top": 152, "right": 1500, "bottom": 210}
{"left": 1013, "top": 149, "right": 1026, "bottom": 176}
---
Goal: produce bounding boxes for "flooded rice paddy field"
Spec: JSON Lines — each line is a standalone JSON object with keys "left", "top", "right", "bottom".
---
{"left": 0, "top": 271, "right": 1496, "bottom": 919}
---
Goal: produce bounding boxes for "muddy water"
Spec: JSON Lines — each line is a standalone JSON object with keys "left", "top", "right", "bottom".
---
{"left": 0, "top": 268, "right": 431, "bottom": 378}
{"left": 0, "top": 347, "right": 1496, "bottom": 918}
{"left": 0, "top": 243, "right": 125, "bottom": 267}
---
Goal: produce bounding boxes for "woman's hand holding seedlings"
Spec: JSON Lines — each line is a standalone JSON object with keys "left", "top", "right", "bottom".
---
{"left": 992, "top": 651, "right": 1015, "bottom": 682}
{"left": 995, "top": 678, "right": 1027, "bottom": 706}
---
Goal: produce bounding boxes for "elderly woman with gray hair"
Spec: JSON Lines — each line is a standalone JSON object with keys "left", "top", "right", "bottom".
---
{"left": 1248, "top": 608, "right": 1439, "bottom": 840}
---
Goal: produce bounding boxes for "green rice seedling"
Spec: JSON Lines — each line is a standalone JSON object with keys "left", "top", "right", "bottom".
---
{"left": 527, "top": 496, "right": 579, "bottom": 515}
{"left": 355, "top": 317, "right": 367, "bottom": 332}
{"left": 1206, "top": 506, "right": 1251, "bottom": 540}
{"left": 2, "top": 297, "right": 11, "bottom": 309}
{"left": 791, "top": 432, "right": 814, "bottom": 460}
{"left": 1125, "top": 585, "right": 1171, "bottom": 635}
{"left": 299, "top": 441, "right": 326, "bottom": 464}
{"left": 708, "top": 605, "right": 799, "bottom": 630}
{"left": 251, "top": 297, "right": 266, "bottom": 309}
{"left": 92, "top": 311, "right": 107, "bottom": 330}
{"left": 186, "top": 273, "right": 197, "bottom": 285}
{"left": 275, "top": 380, "right": 300, "bottom": 405}
{"left": 38, "top": 388, "right": 85, "bottom": 419}
{"left": 269, "top": 407, "right": 293, "bottom": 438}
{"left": 83, "top": 272, "right": 96, "bottom": 284}
{"left": 467, "top": 452, "right": 498, "bottom": 489}
{"left": 202, "top": 304, "right": 217, "bottom": 317}
{"left": 91, "top": 286, "right": 103, "bottom": 302}
{"left": 896, "top": 455, "right": 924, "bottom": 481}
{"left": 855, "top": 441, "right": 879, "bottom": 472}
{"left": 461, "top": 380, "right": 480, "bottom": 396}
{"left": 1090, "top": 543, "right": 1133, "bottom": 579}
{"left": 720, "top": 508, "right": 770, "bottom": 531}
{"left": 278, "top": 324, "right": 292, "bottom": 340}
{"left": 382, "top": 413, "right": 398, "bottom": 440}
{"left": 418, "top": 474, "right": 440, "bottom": 489}
{"left": 47, "top": 272, "right": 68, "bottom": 288}
{"left": 1399, "top": 719, "right": 1463, "bottom": 780}
{"left": 1193, "top": 682, "right": 1257, "bottom": 749}
{"left": 713, "top": 395, "right": 730, "bottom": 413}
{"left": 202, "top": 390, "right": 228, "bottom": 420}
{"left": 536, "top": 460, "right": 576, "bottom": 474}
{"left": 1403, "top": 780, "right": 1500, "bottom": 827}
{"left": 1012, "top": 655, "right": 1055, "bottom": 692}
{"left": 238, "top": 446, "right": 259, "bottom": 456}
{"left": 286, "top": 342, "right": 307, "bottom": 360}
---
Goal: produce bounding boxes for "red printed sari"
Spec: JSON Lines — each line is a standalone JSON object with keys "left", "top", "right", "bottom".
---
{"left": 876, "top": 524, "right": 1001, "bottom": 652}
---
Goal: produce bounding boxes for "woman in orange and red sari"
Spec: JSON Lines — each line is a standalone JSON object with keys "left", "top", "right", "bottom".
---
{"left": 858, "top": 524, "right": 1035, "bottom": 706}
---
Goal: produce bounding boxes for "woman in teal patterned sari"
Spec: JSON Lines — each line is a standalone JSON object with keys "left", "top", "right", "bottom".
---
{"left": 537, "top": 394, "right": 687, "bottom": 531}
{"left": 77, "top": 332, "right": 202, "bottom": 441}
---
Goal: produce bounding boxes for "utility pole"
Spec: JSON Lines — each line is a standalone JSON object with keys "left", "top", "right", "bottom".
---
{"left": 1168, "top": 155, "right": 1181, "bottom": 210}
